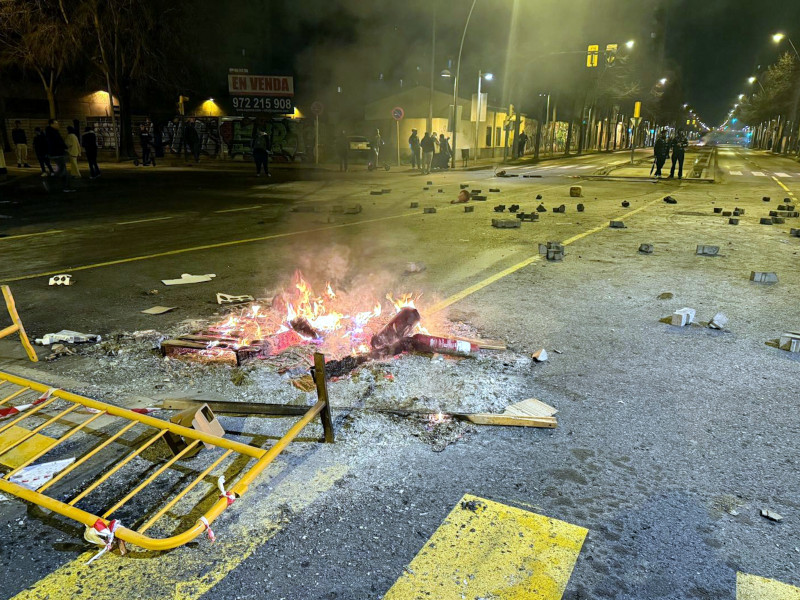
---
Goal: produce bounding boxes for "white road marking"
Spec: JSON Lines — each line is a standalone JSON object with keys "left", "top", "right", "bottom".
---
{"left": 774, "top": 172, "right": 791, "bottom": 178}
{"left": 728, "top": 170, "right": 742, "bottom": 176}
{"left": 751, "top": 171, "right": 766, "bottom": 177}
{"left": 576, "top": 165, "right": 594, "bottom": 170}
{"left": 214, "top": 205, "right": 263, "bottom": 213}
{"left": 116, "top": 216, "right": 174, "bottom": 225}
{"left": 558, "top": 165, "right": 573, "bottom": 169}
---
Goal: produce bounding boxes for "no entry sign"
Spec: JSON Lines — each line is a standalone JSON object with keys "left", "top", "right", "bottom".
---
{"left": 392, "top": 107, "right": 405, "bottom": 121}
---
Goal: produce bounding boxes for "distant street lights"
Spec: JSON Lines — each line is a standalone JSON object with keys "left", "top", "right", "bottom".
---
{"left": 473, "top": 70, "right": 493, "bottom": 164}
{"left": 625, "top": 39, "right": 635, "bottom": 49}
{"left": 658, "top": 77, "right": 667, "bottom": 85}
{"left": 772, "top": 32, "right": 800, "bottom": 60}
{"left": 748, "top": 75, "right": 766, "bottom": 92}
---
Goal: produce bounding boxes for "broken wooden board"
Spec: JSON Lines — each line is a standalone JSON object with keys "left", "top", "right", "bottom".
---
{"left": 503, "top": 398, "right": 558, "bottom": 418}
{"left": 141, "top": 306, "right": 177, "bottom": 315}
{"left": 454, "top": 336, "right": 507, "bottom": 351}
{"left": 464, "top": 414, "right": 557, "bottom": 428}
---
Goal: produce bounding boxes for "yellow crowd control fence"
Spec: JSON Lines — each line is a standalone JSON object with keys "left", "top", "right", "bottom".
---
{"left": 0, "top": 353, "right": 334, "bottom": 554}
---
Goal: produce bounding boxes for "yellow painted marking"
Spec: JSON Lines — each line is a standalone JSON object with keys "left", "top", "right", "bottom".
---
{"left": 430, "top": 196, "right": 663, "bottom": 313}
{"left": 0, "top": 230, "right": 64, "bottom": 242}
{"left": 737, "top": 572, "right": 800, "bottom": 599}
{"left": 214, "top": 205, "right": 262, "bottom": 213}
{"left": 116, "top": 216, "right": 174, "bottom": 225}
{"left": 384, "top": 494, "right": 587, "bottom": 600}
{"left": 772, "top": 176, "right": 791, "bottom": 192}
{"left": 10, "top": 463, "right": 350, "bottom": 600}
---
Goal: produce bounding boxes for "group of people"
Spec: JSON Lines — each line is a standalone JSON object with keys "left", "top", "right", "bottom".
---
{"left": 11, "top": 119, "right": 101, "bottom": 191}
{"left": 408, "top": 129, "right": 451, "bottom": 174}
{"left": 653, "top": 129, "right": 689, "bottom": 179}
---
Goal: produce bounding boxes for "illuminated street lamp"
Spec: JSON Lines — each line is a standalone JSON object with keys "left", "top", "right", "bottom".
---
{"left": 772, "top": 32, "right": 800, "bottom": 60}
{"left": 625, "top": 40, "right": 635, "bottom": 49}
{"left": 473, "top": 70, "right": 493, "bottom": 165}
{"left": 747, "top": 75, "right": 765, "bottom": 92}
{"left": 658, "top": 77, "right": 667, "bottom": 85}
{"left": 738, "top": 93, "right": 745, "bottom": 100}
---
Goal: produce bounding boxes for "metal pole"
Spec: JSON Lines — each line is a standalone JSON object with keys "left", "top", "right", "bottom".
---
{"left": 630, "top": 124, "right": 637, "bottom": 164}
{"left": 428, "top": 3, "right": 436, "bottom": 133}
{"left": 396, "top": 119, "right": 400, "bottom": 166}
{"left": 474, "top": 70, "right": 481, "bottom": 165}
{"left": 451, "top": 0, "right": 478, "bottom": 169}
{"left": 314, "top": 115, "right": 319, "bottom": 165}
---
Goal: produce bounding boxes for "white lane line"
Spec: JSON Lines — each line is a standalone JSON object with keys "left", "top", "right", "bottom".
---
{"left": 728, "top": 170, "right": 742, "bottom": 176}
{"left": 0, "top": 229, "right": 64, "bottom": 242}
{"left": 576, "top": 165, "right": 595, "bottom": 170}
{"left": 751, "top": 171, "right": 766, "bottom": 177}
{"left": 774, "top": 172, "right": 791, "bottom": 178}
{"left": 214, "top": 205, "right": 263, "bottom": 214}
{"left": 116, "top": 216, "right": 174, "bottom": 225}
{"left": 558, "top": 165, "right": 573, "bottom": 169}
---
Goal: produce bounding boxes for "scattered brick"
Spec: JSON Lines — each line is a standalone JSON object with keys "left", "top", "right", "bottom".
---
{"left": 696, "top": 245, "right": 720, "bottom": 256}
{"left": 671, "top": 307, "right": 696, "bottom": 327}
{"left": 577, "top": 203, "right": 585, "bottom": 212}
{"left": 609, "top": 220, "right": 626, "bottom": 228}
{"left": 663, "top": 196, "right": 678, "bottom": 204}
{"left": 492, "top": 218, "right": 520, "bottom": 228}
{"left": 622, "top": 201, "right": 630, "bottom": 207}
{"left": 713, "top": 207, "right": 723, "bottom": 213}
{"left": 569, "top": 185, "right": 583, "bottom": 197}
{"left": 553, "top": 204, "right": 566, "bottom": 213}
{"left": 410, "top": 202, "right": 419, "bottom": 208}
{"left": 536, "top": 204, "right": 547, "bottom": 212}
{"left": 494, "top": 205, "right": 506, "bottom": 212}
{"left": 464, "top": 205, "right": 474, "bottom": 213}
{"left": 760, "top": 217, "right": 773, "bottom": 225}
{"left": 722, "top": 211, "right": 732, "bottom": 216}
{"left": 423, "top": 207, "right": 437, "bottom": 214}
{"left": 750, "top": 271, "right": 778, "bottom": 283}
{"left": 763, "top": 196, "right": 770, "bottom": 202}
{"left": 639, "top": 243, "right": 654, "bottom": 254}
{"left": 773, "top": 217, "right": 786, "bottom": 224}
{"left": 508, "top": 204, "right": 520, "bottom": 213}
{"left": 729, "top": 218, "right": 739, "bottom": 225}
{"left": 489, "top": 188, "right": 500, "bottom": 193}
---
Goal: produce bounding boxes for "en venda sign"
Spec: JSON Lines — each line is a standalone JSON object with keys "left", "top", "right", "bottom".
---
{"left": 227, "top": 74, "right": 294, "bottom": 97}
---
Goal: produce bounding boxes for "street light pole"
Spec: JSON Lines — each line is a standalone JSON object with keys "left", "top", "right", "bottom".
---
{"left": 451, "top": 0, "right": 477, "bottom": 169}
{"left": 474, "top": 70, "right": 483, "bottom": 165}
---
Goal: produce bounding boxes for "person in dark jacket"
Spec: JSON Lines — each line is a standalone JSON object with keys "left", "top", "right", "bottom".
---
{"left": 668, "top": 129, "right": 688, "bottom": 179}
{"left": 33, "top": 127, "right": 53, "bottom": 175}
{"left": 183, "top": 119, "right": 200, "bottom": 162}
{"left": 517, "top": 131, "right": 528, "bottom": 158}
{"left": 336, "top": 130, "right": 349, "bottom": 172}
{"left": 252, "top": 125, "right": 270, "bottom": 176}
{"left": 45, "top": 119, "right": 72, "bottom": 190}
{"left": 408, "top": 129, "right": 421, "bottom": 171}
{"left": 11, "top": 121, "right": 30, "bottom": 168}
{"left": 653, "top": 130, "right": 669, "bottom": 178}
{"left": 82, "top": 126, "right": 100, "bottom": 178}
{"left": 420, "top": 132, "right": 435, "bottom": 175}
{"left": 139, "top": 123, "right": 155, "bottom": 166}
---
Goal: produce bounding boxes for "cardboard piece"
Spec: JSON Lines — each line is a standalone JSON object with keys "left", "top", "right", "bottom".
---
{"left": 165, "top": 403, "right": 225, "bottom": 455}
{"left": 216, "top": 293, "right": 254, "bottom": 305}
{"left": 141, "top": 306, "right": 177, "bottom": 315}
{"left": 162, "top": 273, "right": 216, "bottom": 286}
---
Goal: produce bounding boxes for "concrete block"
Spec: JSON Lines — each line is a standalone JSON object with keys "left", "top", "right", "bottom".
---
{"left": 423, "top": 187, "right": 429, "bottom": 190}
{"left": 779, "top": 332, "right": 800, "bottom": 352}
{"left": 167, "top": 404, "right": 225, "bottom": 454}
{"left": 472, "top": 195, "right": 487, "bottom": 200}
{"left": 639, "top": 243, "right": 654, "bottom": 254}
{"left": 410, "top": 202, "right": 419, "bottom": 208}
{"left": 609, "top": 220, "right": 626, "bottom": 228}
{"left": 494, "top": 205, "right": 506, "bottom": 212}
{"left": 471, "top": 189, "right": 482, "bottom": 194}
{"left": 577, "top": 203, "right": 585, "bottom": 212}
{"left": 735, "top": 207, "right": 745, "bottom": 215}
{"left": 722, "top": 211, "right": 732, "bottom": 217}
{"left": 671, "top": 307, "right": 696, "bottom": 327}
{"left": 508, "top": 204, "right": 520, "bottom": 213}
{"left": 696, "top": 245, "right": 720, "bottom": 256}
{"left": 729, "top": 218, "right": 739, "bottom": 225}
{"left": 517, "top": 212, "right": 538, "bottom": 222}
{"left": 438, "top": 188, "right": 444, "bottom": 193}
{"left": 773, "top": 217, "right": 786, "bottom": 224}
{"left": 622, "top": 201, "right": 630, "bottom": 208}
{"left": 423, "top": 207, "right": 437, "bottom": 214}
{"left": 709, "top": 312, "right": 728, "bottom": 330}
{"left": 763, "top": 196, "right": 771, "bottom": 202}
{"left": 536, "top": 194, "right": 543, "bottom": 200}
{"left": 569, "top": 186, "right": 583, "bottom": 197}
{"left": 733, "top": 210, "right": 742, "bottom": 216}
{"left": 427, "top": 180, "right": 433, "bottom": 185}
{"left": 790, "top": 228, "right": 800, "bottom": 237}
{"left": 536, "top": 204, "right": 547, "bottom": 212}
{"left": 663, "top": 196, "right": 678, "bottom": 204}
{"left": 553, "top": 204, "right": 566, "bottom": 213}
{"left": 713, "top": 207, "right": 723, "bottom": 213}
{"left": 760, "top": 218, "right": 773, "bottom": 225}
{"left": 492, "top": 218, "right": 520, "bottom": 228}
{"left": 539, "top": 241, "right": 565, "bottom": 261}
{"left": 489, "top": 188, "right": 501, "bottom": 192}
{"left": 769, "top": 210, "right": 778, "bottom": 217}
{"left": 344, "top": 204, "right": 362, "bottom": 214}
{"left": 750, "top": 271, "right": 778, "bottom": 283}
{"left": 778, "top": 205, "right": 789, "bottom": 210}
{"left": 464, "top": 205, "right": 474, "bottom": 213}
{"left": 370, "top": 190, "right": 383, "bottom": 196}
{"left": 460, "top": 184, "right": 469, "bottom": 189}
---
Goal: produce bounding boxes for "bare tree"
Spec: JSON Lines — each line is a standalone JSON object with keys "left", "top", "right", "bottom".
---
{"left": 0, "top": 0, "right": 79, "bottom": 118}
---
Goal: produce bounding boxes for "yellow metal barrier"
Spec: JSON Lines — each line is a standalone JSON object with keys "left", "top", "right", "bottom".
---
{"left": 0, "top": 352, "right": 334, "bottom": 553}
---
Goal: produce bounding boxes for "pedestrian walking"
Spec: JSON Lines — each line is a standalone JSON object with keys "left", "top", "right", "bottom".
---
{"left": 45, "top": 119, "right": 73, "bottom": 192}
{"left": 517, "top": 131, "right": 528, "bottom": 157}
{"left": 65, "top": 125, "right": 81, "bottom": 179}
{"left": 82, "top": 126, "right": 100, "bottom": 179}
{"left": 336, "top": 130, "right": 349, "bottom": 172}
{"left": 668, "top": 129, "right": 688, "bottom": 179}
{"left": 369, "top": 128, "right": 383, "bottom": 170}
{"left": 408, "top": 129, "right": 421, "bottom": 171}
{"left": 653, "top": 130, "right": 669, "bottom": 178}
{"left": 11, "top": 121, "right": 30, "bottom": 168}
{"left": 33, "top": 127, "right": 53, "bottom": 176}
{"left": 139, "top": 123, "right": 155, "bottom": 166}
{"left": 420, "top": 132, "right": 435, "bottom": 175}
{"left": 252, "top": 125, "right": 270, "bottom": 176}
{"left": 183, "top": 119, "right": 201, "bottom": 163}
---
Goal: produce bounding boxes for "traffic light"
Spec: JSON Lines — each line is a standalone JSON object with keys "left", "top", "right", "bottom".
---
{"left": 605, "top": 43, "right": 618, "bottom": 66}
{"left": 586, "top": 45, "right": 599, "bottom": 68}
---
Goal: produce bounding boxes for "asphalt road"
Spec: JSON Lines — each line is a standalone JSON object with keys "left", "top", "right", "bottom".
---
{"left": 0, "top": 147, "right": 799, "bottom": 600}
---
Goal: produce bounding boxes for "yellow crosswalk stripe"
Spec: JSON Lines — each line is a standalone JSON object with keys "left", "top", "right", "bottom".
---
{"left": 737, "top": 572, "right": 800, "bottom": 599}
{"left": 383, "top": 494, "right": 587, "bottom": 600}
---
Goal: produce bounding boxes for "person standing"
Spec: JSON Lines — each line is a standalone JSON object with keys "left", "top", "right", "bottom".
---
{"left": 65, "top": 125, "right": 81, "bottom": 179}
{"left": 336, "top": 130, "right": 349, "bottom": 172}
{"left": 45, "top": 119, "right": 73, "bottom": 191}
{"left": 437, "top": 134, "right": 451, "bottom": 170}
{"left": 668, "top": 129, "right": 688, "bottom": 179}
{"left": 82, "top": 126, "right": 100, "bottom": 179}
{"left": 370, "top": 128, "right": 383, "bottom": 170}
{"left": 139, "top": 123, "right": 155, "bottom": 166}
{"left": 33, "top": 127, "right": 53, "bottom": 176}
{"left": 408, "top": 129, "right": 420, "bottom": 171}
{"left": 653, "top": 130, "right": 669, "bottom": 178}
{"left": 517, "top": 131, "right": 528, "bottom": 157}
{"left": 420, "top": 132, "right": 434, "bottom": 175}
{"left": 11, "top": 121, "right": 30, "bottom": 168}
{"left": 183, "top": 119, "right": 200, "bottom": 163}
{"left": 252, "top": 125, "right": 270, "bottom": 176}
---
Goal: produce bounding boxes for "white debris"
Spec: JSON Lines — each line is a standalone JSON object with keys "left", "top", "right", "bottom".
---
{"left": 48, "top": 274, "right": 72, "bottom": 286}
{"left": 531, "top": 349, "right": 548, "bottom": 362}
{"left": 671, "top": 308, "right": 696, "bottom": 327}
{"left": 9, "top": 458, "right": 75, "bottom": 490}
{"left": 161, "top": 273, "right": 216, "bottom": 286}
{"left": 709, "top": 313, "right": 728, "bottom": 330}
{"left": 35, "top": 330, "right": 101, "bottom": 345}
{"left": 216, "top": 293, "right": 255, "bottom": 305}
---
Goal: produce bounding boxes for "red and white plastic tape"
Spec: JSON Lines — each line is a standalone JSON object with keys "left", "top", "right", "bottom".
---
{"left": 84, "top": 518, "right": 122, "bottom": 564}
{"left": 0, "top": 388, "right": 57, "bottom": 419}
